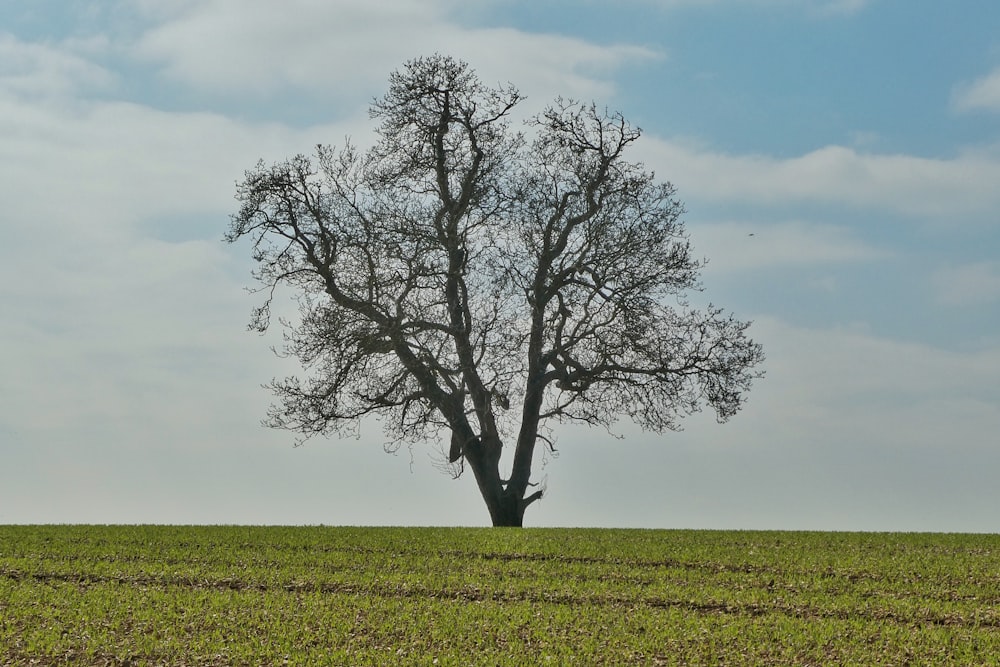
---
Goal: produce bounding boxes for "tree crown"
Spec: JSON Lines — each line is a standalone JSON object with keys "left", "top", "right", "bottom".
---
{"left": 227, "top": 55, "right": 763, "bottom": 520}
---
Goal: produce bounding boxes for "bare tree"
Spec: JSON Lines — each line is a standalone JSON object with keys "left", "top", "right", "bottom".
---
{"left": 226, "top": 55, "right": 764, "bottom": 526}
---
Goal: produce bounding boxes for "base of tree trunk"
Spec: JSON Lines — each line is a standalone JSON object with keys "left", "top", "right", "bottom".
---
{"left": 486, "top": 495, "right": 525, "bottom": 527}
{"left": 491, "top": 515, "right": 524, "bottom": 527}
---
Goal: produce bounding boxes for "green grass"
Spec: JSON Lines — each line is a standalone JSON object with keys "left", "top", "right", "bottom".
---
{"left": 2, "top": 526, "right": 999, "bottom": 665}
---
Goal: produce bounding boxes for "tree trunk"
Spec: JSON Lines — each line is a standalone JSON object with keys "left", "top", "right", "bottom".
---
{"left": 464, "top": 436, "right": 526, "bottom": 527}
{"left": 483, "top": 491, "right": 524, "bottom": 527}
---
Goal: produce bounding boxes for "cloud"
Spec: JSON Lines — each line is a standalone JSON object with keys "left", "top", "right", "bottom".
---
{"left": 638, "top": 137, "right": 1000, "bottom": 221}
{"left": 543, "top": 315, "right": 1000, "bottom": 531}
{"left": 0, "top": 33, "right": 115, "bottom": 98}
{"left": 689, "top": 220, "right": 887, "bottom": 273}
{"left": 673, "top": 316, "right": 1000, "bottom": 479}
{"left": 932, "top": 262, "right": 1000, "bottom": 307}
{"left": 753, "top": 317, "right": 1000, "bottom": 405}
{"left": 131, "top": 0, "right": 658, "bottom": 104}
{"left": 740, "top": 318, "right": 1000, "bottom": 510}
{"left": 953, "top": 67, "right": 1000, "bottom": 113}
{"left": 0, "top": 45, "right": 363, "bottom": 454}
{"left": 0, "top": 93, "right": 361, "bottom": 248}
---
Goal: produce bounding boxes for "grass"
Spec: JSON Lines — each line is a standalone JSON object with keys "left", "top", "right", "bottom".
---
{"left": 2, "top": 525, "right": 999, "bottom": 665}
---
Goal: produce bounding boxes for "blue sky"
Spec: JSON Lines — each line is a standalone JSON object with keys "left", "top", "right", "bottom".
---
{"left": 2, "top": 0, "right": 998, "bottom": 530}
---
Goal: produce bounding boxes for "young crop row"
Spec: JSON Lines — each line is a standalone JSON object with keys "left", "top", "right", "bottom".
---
{"left": 2, "top": 526, "right": 999, "bottom": 665}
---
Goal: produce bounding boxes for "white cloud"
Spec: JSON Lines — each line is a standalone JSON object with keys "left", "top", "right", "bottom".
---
{"left": 0, "top": 33, "right": 115, "bottom": 98}
{"left": 932, "top": 262, "right": 1000, "bottom": 306}
{"left": 670, "top": 316, "right": 1000, "bottom": 478}
{"left": 689, "top": 220, "right": 887, "bottom": 273}
{"left": 0, "top": 93, "right": 362, "bottom": 248}
{"left": 741, "top": 318, "right": 1000, "bottom": 510}
{"left": 131, "top": 0, "right": 658, "bottom": 104}
{"left": 0, "top": 50, "right": 363, "bottom": 456}
{"left": 542, "top": 315, "right": 1000, "bottom": 531}
{"left": 638, "top": 137, "right": 1000, "bottom": 221}
{"left": 953, "top": 67, "right": 1000, "bottom": 113}
{"left": 752, "top": 318, "right": 1000, "bottom": 406}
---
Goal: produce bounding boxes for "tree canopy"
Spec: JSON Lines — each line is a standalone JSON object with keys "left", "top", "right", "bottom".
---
{"left": 227, "top": 55, "right": 764, "bottom": 526}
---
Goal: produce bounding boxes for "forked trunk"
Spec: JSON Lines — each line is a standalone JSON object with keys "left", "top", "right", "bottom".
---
{"left": 464, "top": 436, "right": 527, "bottom": 527}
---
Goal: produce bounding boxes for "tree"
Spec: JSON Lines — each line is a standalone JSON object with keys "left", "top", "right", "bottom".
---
{"left": 226, "top": 55, "right": 764, "bottom": 527}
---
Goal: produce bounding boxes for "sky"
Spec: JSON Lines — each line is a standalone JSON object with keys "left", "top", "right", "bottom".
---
{"left": 2, "top": 0, "right": 998, "bottom": 531}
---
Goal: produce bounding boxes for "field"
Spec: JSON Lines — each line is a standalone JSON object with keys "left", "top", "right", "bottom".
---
{"left": 2, "top": 526, "right": 999, "bottom": 665}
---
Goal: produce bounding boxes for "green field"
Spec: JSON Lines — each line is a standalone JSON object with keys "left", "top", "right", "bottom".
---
{"left": 2, "top": 526, "right": 999, "bottom": 665}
